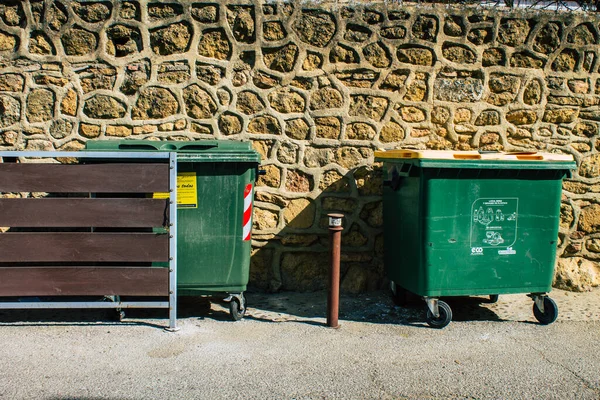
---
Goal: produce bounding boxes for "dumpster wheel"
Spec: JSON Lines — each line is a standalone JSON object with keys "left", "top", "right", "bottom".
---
{"left": 425, "top": 300, "right": 452, "bottom": 329}
{"left": 227, "top": 294, "right": 246, "bottom": 321}
{"left": 488, "top": 295, "right": 499, "bottom": 303}
{"left": 532, "top": 296, "right": 558, "bottom": 325}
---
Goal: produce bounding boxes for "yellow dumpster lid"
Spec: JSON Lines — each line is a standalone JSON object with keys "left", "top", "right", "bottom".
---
{"left": 374, "top": 149, "right": 574, "bottom": 162}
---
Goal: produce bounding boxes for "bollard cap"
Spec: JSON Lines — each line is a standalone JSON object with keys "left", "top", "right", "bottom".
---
{"left": 328, "top": 213, "right": 343, "bottom": 228}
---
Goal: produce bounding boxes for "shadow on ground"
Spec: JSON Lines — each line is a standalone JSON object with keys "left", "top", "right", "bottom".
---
{"left": 0, "top": 291, "right": 514, "bottom": 329}
{"left": 244, "top": 290, "right": 503, "bottom": 327}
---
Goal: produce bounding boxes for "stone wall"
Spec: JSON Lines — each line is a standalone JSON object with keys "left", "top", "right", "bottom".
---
{"left": 1, "top": 1, "right": 599, "bottom": 292}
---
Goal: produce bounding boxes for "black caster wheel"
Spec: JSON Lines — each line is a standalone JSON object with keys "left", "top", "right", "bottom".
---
{"left": 229, "top": 298, "right": 246, "bottom": 321}
{"left": 533, "top": 297, "right": 558, "bottom": 325}
{"left": 110, "top": 309, "right": 125, "bottom": 322}
{"left": 426, "top": 300, "right": 452, "bottom": 329}
{"left": 488, "top": 295, "right": 499, "bottom": 303}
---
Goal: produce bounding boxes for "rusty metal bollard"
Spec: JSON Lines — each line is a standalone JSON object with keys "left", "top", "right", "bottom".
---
{"left": 327, "top": 213, "right": 343, "bottom": 328}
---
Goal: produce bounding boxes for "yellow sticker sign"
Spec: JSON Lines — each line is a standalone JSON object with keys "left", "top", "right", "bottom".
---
{"left": 153, "top": 172, "right": 197, "bottom": 208}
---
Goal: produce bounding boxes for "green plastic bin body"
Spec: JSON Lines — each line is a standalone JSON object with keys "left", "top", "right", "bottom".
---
{"left": 376, "top": 151, "right": 575, "bottom": 298}
{"left": 85, "top": 140, "right": 260, "bottom": 296}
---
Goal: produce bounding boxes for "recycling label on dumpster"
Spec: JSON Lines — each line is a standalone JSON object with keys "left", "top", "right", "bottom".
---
{"left": 470, "top": 198, "right": 518, "bottom": 256}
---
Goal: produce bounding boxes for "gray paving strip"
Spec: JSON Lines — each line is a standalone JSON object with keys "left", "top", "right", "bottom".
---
{"left": 0, "top": 288, "right": 598, "bottom": 399}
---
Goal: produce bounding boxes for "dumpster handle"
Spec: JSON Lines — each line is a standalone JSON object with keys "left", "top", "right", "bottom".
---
{"left": 453, "top": 154, "right": 481, "bottom": 160}
{"left": 177, "top": 144, "right": 218, "bottom": 150}
{"left": 117, "top": 143, "right": 218, "bottom": 151}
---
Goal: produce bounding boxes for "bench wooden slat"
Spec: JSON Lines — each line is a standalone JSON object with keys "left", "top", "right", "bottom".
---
{"left": 0, "top": 233, "right": 169, "bottom": 262}
{"left": 0, "top": 198, "right": 169, "bottom": 227}
{"left": 0, "top": 163, "right": 170, "bottom": 193}
{"left": 0, "top": 267, "right": 169, "bottom": 296}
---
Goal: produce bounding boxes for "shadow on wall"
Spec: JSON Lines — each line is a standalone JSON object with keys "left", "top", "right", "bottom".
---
{"left": 248, "top": 164, "right": 387, "bottom": 294}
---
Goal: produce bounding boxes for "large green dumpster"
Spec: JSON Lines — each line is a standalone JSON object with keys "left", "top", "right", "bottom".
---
{"left": 86, "top": 140, "right": 261, "bottom": 320}
{"left": 374, "top": 149, "right": 576, "bottom": 328}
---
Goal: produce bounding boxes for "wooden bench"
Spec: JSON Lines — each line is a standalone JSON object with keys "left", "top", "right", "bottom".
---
{"left": 0, "top": 151, "right": 178, "bottom": 330}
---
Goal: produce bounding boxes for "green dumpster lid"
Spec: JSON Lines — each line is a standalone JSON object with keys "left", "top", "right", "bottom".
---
{"left": 374, "top": 149, "right": 576, "bottom": 170}
{"left": 85, "top": 140, "right": 260, "bottom": 163}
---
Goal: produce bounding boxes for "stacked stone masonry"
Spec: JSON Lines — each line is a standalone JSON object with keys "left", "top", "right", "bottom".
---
{"left": 0, "top": 0, "right": 599, "bottom": 292}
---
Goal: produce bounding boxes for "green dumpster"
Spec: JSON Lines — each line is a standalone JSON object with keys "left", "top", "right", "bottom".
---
{"left": 86, "top": 140, "right": 261, "bottom": 320}
{"left": 374, "top": 149, "right": 576, "bottom": 328}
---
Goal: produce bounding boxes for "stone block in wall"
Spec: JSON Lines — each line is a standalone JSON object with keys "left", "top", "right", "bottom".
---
{"left": 434, "top": 70, "right": 483, "bottom": 103}
{"left": 237, "top": 91, "right": 265, "bottom": 115}
{"left": 524, "top": 79, "right": 543, "bottom": 105}
{"left": 0, "top": 2, "right": 24, "bottom": 27}
{"left": 257, "top": 165, "right": 281, "bottom": 188}
{"left": 468, "top": 27, "right": 493, "bottom": 45}
{"left": 482, "top": 48, "right": 506, "bottom": 67}
{"left": 0, "top": 73, "right": 23, "bottom": 92}
{"left": 29, "top": 32, "right": 54, "bottom": 55}
{"left": 309, "top": 87, "right": 343, "bottom": 110}
{"left": 322, "top": 197, "right": 358, "bottom": 213}
{"left": 248, "top": 247, "right": 275, "bottom": 291}
{"left": 0, "top": 95, "right": 20, "bottom": 128}
{"left": 248, "top": 115, "right": 281, "bottom": 135}
{"left": 498, "top": 19, "right": 531, "bottom": 47}
{"left": 268, "top": 88, "right": 305, "bottom": 113}
{"left": 349, "top": 95, "right": 388, "bottom": 121}
{"left": 284, "top": 118, "right": 310, "bottom": 140}
{"left": 319, "top": 170, "right": 350, "bottom": 193}
{"left": 341, "top": 264, "right": 370, "bottom": 294}
{"left": 554, "top": 257, "right": 600, "bottom": 292}
{"left": 280, "top": 251, "right": 328, "bottom": 291}
{"left": 314, "top": 117, "right": 341, "bottom": 140}
{"left": 354, "top": 166, "right": 382, "bottom": 196}
{"left": 118, "top": 2, "right": 140, "bottom": 21}
{"left": 132, "top": 88, "right": 179, "bottom": 120}
{"left": 79, "top": 124, "right": 101, "bottom": 138}
{"left": 285, "top": 169, "right": 313, "bottom": 193}
{"left": 60, "top": 89, "right": 78, "bottom": 117}
{"left": 106, "top": 125, "right": 132, "bottom": 137}
{"left": 198, "top": 29, "right": 231, "bottom": 60}
{"left": 342, "top": 224, "right": 368, "bottom": 247}
{"left": 302, "top": 52, "right": 323, "bottom": 71}
{"left": 283, "top": 198, "right": 315, "bottom": 229}
{"left": 277, "top": 142, "right": 299, "bottom": 164}
{"left": 379, "top": 121, "right": 405, "bottom": 143}
{"left": 62, "top": 27, "right": 98, "bottom": 56}
{"left": 49, "top": 119, "right": 74, "bottom": 139}
{"left": 579, "top": 203, "right": 600, "bottom": 233}
{"left": 397, "top": 46, "right": 435, "bottom": 66}
{"left": 84, "top": 94, "right": 126, "bottom": 119}
{"left": 533, "top": 22, "right": 562, "bottom": 54}
{"left": 26, "top": 89, "right": 54, "bottom": 122}
{"left": 150, "top": 23, "right": 192, "bottom": 55}
{"left": 263, "top": 44, "right": 298, "bottom": 72}
{"left": 346, "top": 122, "right": 376, "bottom": 141}
{"left": 292, "top": 10, "right": 336, "bottom": 48}
{"left": 219, "top": 113, "right": 243, "bottom": 136}
{"left": 542, "top": 108, "right": 579, "bottom": 124}
{"left": 0, "top": 130, "right": 18, "bottom": 146}
{"left": 72, "top": 2, "right": 111, "bottom": 23}
{"left": 253, "top": 207, "right": 279, "bottom": 231}
{"left": 192, "top": 4, "right": 219, "bottom": 23}
{"left": 255, "top": 192, "right": 288, "bottom": 207}
{"left": 183, "top": 84, "right": 217, "bottom": 119}
{"left": 280, "top": 234, "right": 320, "bottom": 247}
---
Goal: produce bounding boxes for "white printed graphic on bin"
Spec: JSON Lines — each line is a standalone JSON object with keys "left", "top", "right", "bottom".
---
{"left": 470, "top": 198, "right": 518, "bottom": 256}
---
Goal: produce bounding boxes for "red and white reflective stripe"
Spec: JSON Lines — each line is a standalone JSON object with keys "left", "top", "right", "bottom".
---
{"left": 242, "top": 183, "right": 253, "bottom": 241}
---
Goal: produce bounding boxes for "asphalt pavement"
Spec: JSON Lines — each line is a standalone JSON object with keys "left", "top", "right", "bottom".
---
{"left": 0, "top": 289, "right": 598, "bottom": 399}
